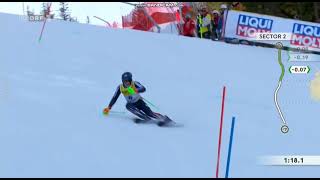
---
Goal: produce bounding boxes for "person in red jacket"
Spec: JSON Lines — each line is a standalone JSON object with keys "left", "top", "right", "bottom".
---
{"left": 182, "top": 14, "right": 196, "bottom": 37}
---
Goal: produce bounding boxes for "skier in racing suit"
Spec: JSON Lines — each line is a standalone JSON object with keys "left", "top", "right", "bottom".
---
{"left": 103, "top": 72, "right": 165, "bottom": 122}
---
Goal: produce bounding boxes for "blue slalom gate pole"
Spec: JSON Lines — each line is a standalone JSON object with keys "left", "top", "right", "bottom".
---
{"left": 225, "top": 117, "right": 236, "bottom": 178}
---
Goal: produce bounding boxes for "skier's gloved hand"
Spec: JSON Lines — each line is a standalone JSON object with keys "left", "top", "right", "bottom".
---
{"left": 134, "top": 87, "right": 138, "bottom": 94}
{"left": 103, "top": 107, "right": 111, "bottom": 115}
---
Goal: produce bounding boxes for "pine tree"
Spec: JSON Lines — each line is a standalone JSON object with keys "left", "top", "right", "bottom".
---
{"left": 41, "top": 2, "right": 51, "bottom": 17}
{"left": 59, "top": 2, "right": 70, "bottom": 21}
{"left": 26, "top": 5, "right": 34, "bottom": 16}
{"left": 40, "top": 2, "right": 54, "bottom": 19}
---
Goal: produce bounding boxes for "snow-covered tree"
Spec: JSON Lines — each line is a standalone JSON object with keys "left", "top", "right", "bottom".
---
{"left": 59, "top": 2, "right": 71, "bottom": 21}
{"left": 41, "top": 2, "right": 50, "bottom": 17}
{"left": 26, "top": 5, "right": 34, "bottom": 16}
{"left": 40, "top": 2, "right": 55, "bottom": 19}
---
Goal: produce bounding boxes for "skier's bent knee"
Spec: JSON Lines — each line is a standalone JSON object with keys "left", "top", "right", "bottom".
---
{"left": 126, "top": 103, "right": 135, "bottom": 110}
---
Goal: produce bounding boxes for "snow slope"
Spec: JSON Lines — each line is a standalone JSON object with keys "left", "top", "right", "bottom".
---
{"left": 0, "top": 12, "right": 320, "bottom": 178}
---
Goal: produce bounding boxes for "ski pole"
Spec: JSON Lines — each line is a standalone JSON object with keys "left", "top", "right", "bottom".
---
{"left": 127, "top": 87, "right": 160, "bottom": 110}
{"left": 199, "top": 15, "right": 203, "bottom": 39}
{"left": 109, "top": 111, "right": 126, "bottom": 114}
{"left": 143, "top": 98, "right": 160, "bottom": 110}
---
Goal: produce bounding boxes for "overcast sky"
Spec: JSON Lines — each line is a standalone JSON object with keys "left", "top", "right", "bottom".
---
{"left": 0, "top": 2, "right": 137, "bottom": 27}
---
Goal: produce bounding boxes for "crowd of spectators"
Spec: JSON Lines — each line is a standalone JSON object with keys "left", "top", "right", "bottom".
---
{"left": 177, "top": 2, "right": 245, "bottom": 42}
{"left": 174, "top": 2, "right": 320, "bottom": 54}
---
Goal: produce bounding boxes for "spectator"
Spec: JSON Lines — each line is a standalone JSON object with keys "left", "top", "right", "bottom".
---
{"left": 176, "top": 10, "right": 181, "bottom": 22}
{"left": 196, "top": 9, "right": 201, "bottom": 37}
{"left": 220, "top": 4, "right": 229, "bottom": 15}
{"left": 211, "top": 10, "right": 220, "bottom": 40}
{"left": 196, "top": 6, "right": 212, "bottom": 39}
{"left": 182, "top": 13, "right": 196, "bottom": 37}
{"left": 217, "top": 4, "right": 228, "bottom": 40}
{"left": 176, "top": 10, "right": 182, "bottom": 34}
{"left": 231, "top": 2, "right": 246, "bottom": 11}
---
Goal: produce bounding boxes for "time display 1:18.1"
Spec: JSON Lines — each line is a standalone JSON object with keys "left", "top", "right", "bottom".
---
{"left": 284, "top": 157, "right": 304, "bottom": 164}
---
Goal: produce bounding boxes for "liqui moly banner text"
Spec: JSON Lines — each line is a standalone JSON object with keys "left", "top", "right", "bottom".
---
{"left": 224, "top": 10, "right": 320, "bottom": 52}
{"left": 291, "top": 23, "right": 320, "bottom": 49}
{"left": 236, "top": 14, "right": 273, "bottom": 38}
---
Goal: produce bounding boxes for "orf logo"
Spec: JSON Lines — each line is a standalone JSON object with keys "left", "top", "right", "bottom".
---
{"left": 236, "top": 15, "right": 273, "bottom": 38}
{"left": 291, "top": 23, "right": 320, "bottom": 49}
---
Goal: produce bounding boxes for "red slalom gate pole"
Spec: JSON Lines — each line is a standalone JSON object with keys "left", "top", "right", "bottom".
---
{"left": 38, "top": 3, "right": 52, "bottom": 42}
{"left": 216, "top": 86, "right": 226, "bottom": 178}
{"left": 38, "top": 17, "right": 48, "bottom": 42}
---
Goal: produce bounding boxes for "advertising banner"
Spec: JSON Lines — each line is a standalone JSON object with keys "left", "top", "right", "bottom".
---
{"left": 224, "top": 10, "right": 320, "bottom": 53}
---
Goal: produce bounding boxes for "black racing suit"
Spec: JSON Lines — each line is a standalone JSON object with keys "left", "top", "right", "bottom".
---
{"left": 108, "top": 81, "right": 159, "bottom": 120}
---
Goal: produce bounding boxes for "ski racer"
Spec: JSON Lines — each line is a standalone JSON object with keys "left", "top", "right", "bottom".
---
{"left": 103, "top": 72, "right": 169, "bottom": 124}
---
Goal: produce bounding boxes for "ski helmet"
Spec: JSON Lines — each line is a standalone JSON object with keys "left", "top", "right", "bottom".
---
{"left": 212, "top": 10, "right": 220, "bottom": 16}
{"left": 220, "top": 4, "right": 228, "bottom": 9}
{"left": 122, "top": 72, "right": 132, "bottom": 83}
